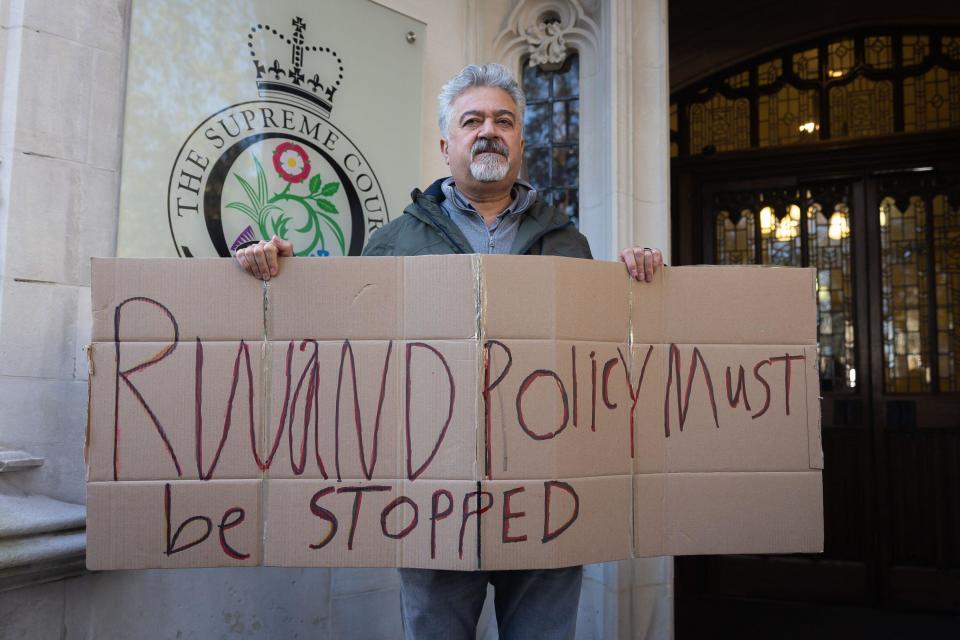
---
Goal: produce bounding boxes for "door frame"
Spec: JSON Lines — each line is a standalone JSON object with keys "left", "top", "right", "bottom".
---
{"left": 671, "top": 127, "right": 960, "bottom": 612}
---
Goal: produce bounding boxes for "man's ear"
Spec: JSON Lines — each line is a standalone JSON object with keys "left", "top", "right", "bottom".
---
{"left": 439, "top": 137, "right": 449, "bottom": 165}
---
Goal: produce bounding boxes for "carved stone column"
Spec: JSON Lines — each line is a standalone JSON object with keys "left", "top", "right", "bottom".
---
{"left": 608, "top": 0, "right": 672, "bottom": 263}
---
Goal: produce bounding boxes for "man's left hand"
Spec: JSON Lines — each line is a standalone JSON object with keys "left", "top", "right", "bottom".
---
{"left": 619, "top": 247, "right": 663, "bottom": 283}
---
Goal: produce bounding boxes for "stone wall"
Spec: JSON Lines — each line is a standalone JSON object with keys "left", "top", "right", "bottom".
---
{"left": 0, "top": 0, "right": 122, "bottom": 506}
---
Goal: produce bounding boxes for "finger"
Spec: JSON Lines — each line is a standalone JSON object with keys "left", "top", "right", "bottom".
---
{"left": 253, "top": 245, "right": 270, "bottom": 281}
{"left": 263, "top": 242, "right": 279, "bottom": 276}
{"left": 632, "top": 248, "right": 645, "bottom": 282}
{"left": 244, "top": 249, "right": 263, "bottom": 280}
{"left": 237, "top": 252, "right": 253, "bottom": 276}
{"left": 620, "top": 249, "right": 638, "bottom": 279}
{"left": 652, "top": 249, "right": 663, "bottom": 276}
{"left": 272, "top": 235, "right": 295, "bottom": 257}
{"left": 643, "top": 248, "right": 653, "bottom": 283}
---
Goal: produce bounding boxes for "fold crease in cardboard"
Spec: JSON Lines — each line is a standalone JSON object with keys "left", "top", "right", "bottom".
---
{"left": 87, "top": 256, "right": 823, "bottom": 570}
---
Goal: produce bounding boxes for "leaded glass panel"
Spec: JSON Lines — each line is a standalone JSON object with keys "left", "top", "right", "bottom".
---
{"left": 828, "top": 39, "right": 855, "bottom": 78}
{"left": 809, "top": 202, "right": 856, "bottom": 390}
{"left": 672, "top": 29, "right": 960, "bottom": 157}
{"left": 793, "top": 48, "right": 819, "bottom": 81}
{"left": 524, "top": 103, "right": 550, "bottom": 145}
{"left": 902, "top": 35, "right": 930, "bottom": 66}
{"left": 880, "top": 195, "right": 932, "bottom": 393}
{"left": 933, "top": 194, "right": 960, "bottom": 391}
{"left": 758, "top": 59, "right": 782, "bottom": 85}
{"left": 758, "top": 86, "right": 819, "bottom": 147}
{"left": 865, "top": 36, "right": 894, "bottom": 70}
{"left": 829, "top": 77, "right": 894, "bottom": 139}
{"left": 903, "top": 66, "right": 960, "bottom": 132}
{"left": 715, "top": 210, "right": 755, "bottom": 265}
{"left": 523, "top": 53, "right": 580, "bottom": 225}
{"left": 760, "top": 203, "right": 802, "bottom": 265}
{"left": 552, "top": 99, "right": 579, "bottom": 143}
{"left": 943, "top": 36, "right": 960, "bottom": 63}
{"left": 552, "top": 146, "right": 578, "bottom": 188}
{"left": 688, "top": 95, "right": 750, "bottom": 153}
{"left": 726, "top": 71, "right": 750, "bottom": 89}
{"left": 523, "top": 66, "right": 549, "bottom": 100}
{"left": 712, "top": 184, "right": 857, "bottom": 391}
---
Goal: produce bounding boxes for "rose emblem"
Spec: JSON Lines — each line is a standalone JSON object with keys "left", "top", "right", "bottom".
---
{"left": 272, "top": 142, "right": 312, "bottom": 183}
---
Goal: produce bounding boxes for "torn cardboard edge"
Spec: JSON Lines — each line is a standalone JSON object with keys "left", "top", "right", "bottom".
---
{"left": 86, "top": 256, "right": 824, "bottom": 570}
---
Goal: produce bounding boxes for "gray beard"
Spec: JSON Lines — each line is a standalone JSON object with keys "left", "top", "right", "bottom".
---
{"left": 469, "top": 153, "right": 509, "bottom": 182}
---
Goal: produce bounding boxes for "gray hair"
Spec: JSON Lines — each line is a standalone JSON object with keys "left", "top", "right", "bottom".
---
{"left": 437, "top": 63, "right": 526, "bottom": 138}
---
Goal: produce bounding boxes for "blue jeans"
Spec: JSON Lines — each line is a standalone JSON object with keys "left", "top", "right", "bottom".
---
{"left": 398, "top": 567, "right": 583, "bottom": 640}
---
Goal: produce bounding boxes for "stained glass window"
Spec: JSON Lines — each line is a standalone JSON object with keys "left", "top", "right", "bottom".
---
{"left": 523, "top": 53, "right": 580, "bottom": 225}
{"left": 809, "top": 202, "right": 856, "bottom": 390}
{"left": 793, "top": 48, "right": 819, "bottom": 81}
{"left": 672, "top": 30, "right": 960, "bottom": 157}
{"left": 865, "top": 36, "right": 894, "bottom": 70}
{"left": 877, "top": 175, "right": 960, "bottom": 394}
{"left": 688, "top": 95, "right": 750, "bottom": 153}
{"left": 758, "top": 59, "right": 782, "bottom": 86}
{"left": 933, "top": 194, "right": 960, "bottom": 391}
{"left": 758, "top": 86, "right": 820, "bottom": 147}
{"left": 726, "top": 71, "right": 750, "bottom": 89}
{"left": 713, "top": 185, "right": 857, "bottom": 391}
{"left": 945, "top": 36, "right": 960, "bottom": 63}
{"left": 827, "top": 40, "right": 855, "bottom": 78}
{"left": 903, "top": 66, "right": 960, "bottom": 132}
{"left": 715, "top": 210, "right": 755, "bottom": 265}
{"left": 903, "top": 35, "right": 931, "bottom": 66}
{"left": 829, "top": 77, "right": 894, "bottom": 139}
{"left": 760, "top": 203, "right": 803, "bottom": 265}
{"left": 880, "top": 195, "right": 931, "bottom": 392}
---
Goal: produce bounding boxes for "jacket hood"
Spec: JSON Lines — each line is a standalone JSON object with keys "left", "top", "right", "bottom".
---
{"left": 410, "top": 177, "right": 449, "bottom": 205}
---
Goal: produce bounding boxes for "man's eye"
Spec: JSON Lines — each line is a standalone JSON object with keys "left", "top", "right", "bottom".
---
{"left": 498, "top": 119, "right": 514, "bottom": 127}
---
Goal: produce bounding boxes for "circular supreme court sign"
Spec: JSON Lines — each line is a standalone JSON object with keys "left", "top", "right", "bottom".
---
{"left": 167, "top": 17, "right": 389, "bottom": 257}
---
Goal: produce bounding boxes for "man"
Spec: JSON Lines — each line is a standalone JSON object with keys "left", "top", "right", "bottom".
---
{"left": 236, "top": 63, "right": 662, "bottom": 639}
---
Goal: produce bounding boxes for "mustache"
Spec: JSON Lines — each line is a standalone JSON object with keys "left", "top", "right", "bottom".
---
{"left": 471, "top": 138, "right": 509, "bottom": 159}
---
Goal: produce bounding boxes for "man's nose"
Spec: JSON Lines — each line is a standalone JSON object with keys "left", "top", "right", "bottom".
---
{"left": 478, "top": 117, "right": 497, "bottom": 137}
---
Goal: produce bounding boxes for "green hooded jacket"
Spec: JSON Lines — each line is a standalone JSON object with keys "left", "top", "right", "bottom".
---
{"left": 362, "top": 178, "right": 592, "bottom": 258}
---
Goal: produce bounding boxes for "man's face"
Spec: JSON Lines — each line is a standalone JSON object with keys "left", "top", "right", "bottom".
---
{"left": 440, "top": 86, "right": 524, "bottom": 192}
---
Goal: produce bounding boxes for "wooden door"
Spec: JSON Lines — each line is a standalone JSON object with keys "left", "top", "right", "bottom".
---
{"left": 865, "top": 170, "right": 960, "bottom": 611}
{"left": 673, "top": 151, "right": 960, "bottom": 616}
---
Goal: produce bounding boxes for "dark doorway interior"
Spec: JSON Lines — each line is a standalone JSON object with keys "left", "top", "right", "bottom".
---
{"left": 667, "top": 18, "right": 960, "bottom": 633}
{"left": 671, "top": 125, "right": 960, "bottom": 637}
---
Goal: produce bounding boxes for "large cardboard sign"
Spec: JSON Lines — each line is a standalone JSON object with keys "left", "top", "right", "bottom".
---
{"left": 86, "top": 256, "right": 823, "bottom": 570}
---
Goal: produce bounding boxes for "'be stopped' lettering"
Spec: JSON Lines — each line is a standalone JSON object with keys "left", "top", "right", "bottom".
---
{"left": 161, "top": 480, "right": 579, "bottom": 561}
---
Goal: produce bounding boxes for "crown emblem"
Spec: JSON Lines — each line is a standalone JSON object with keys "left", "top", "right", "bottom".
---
{"left": 248, "top": 17, "right": 343, "bottom": 117}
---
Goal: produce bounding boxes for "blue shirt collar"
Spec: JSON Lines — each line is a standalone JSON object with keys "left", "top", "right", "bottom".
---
{"left": 440, "top": 177, "right": 538, "bottom": 219}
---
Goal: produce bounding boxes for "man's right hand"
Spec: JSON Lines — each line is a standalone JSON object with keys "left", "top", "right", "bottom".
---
{"left": 235, "top": 236, "right": 294, "bottom": 281}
